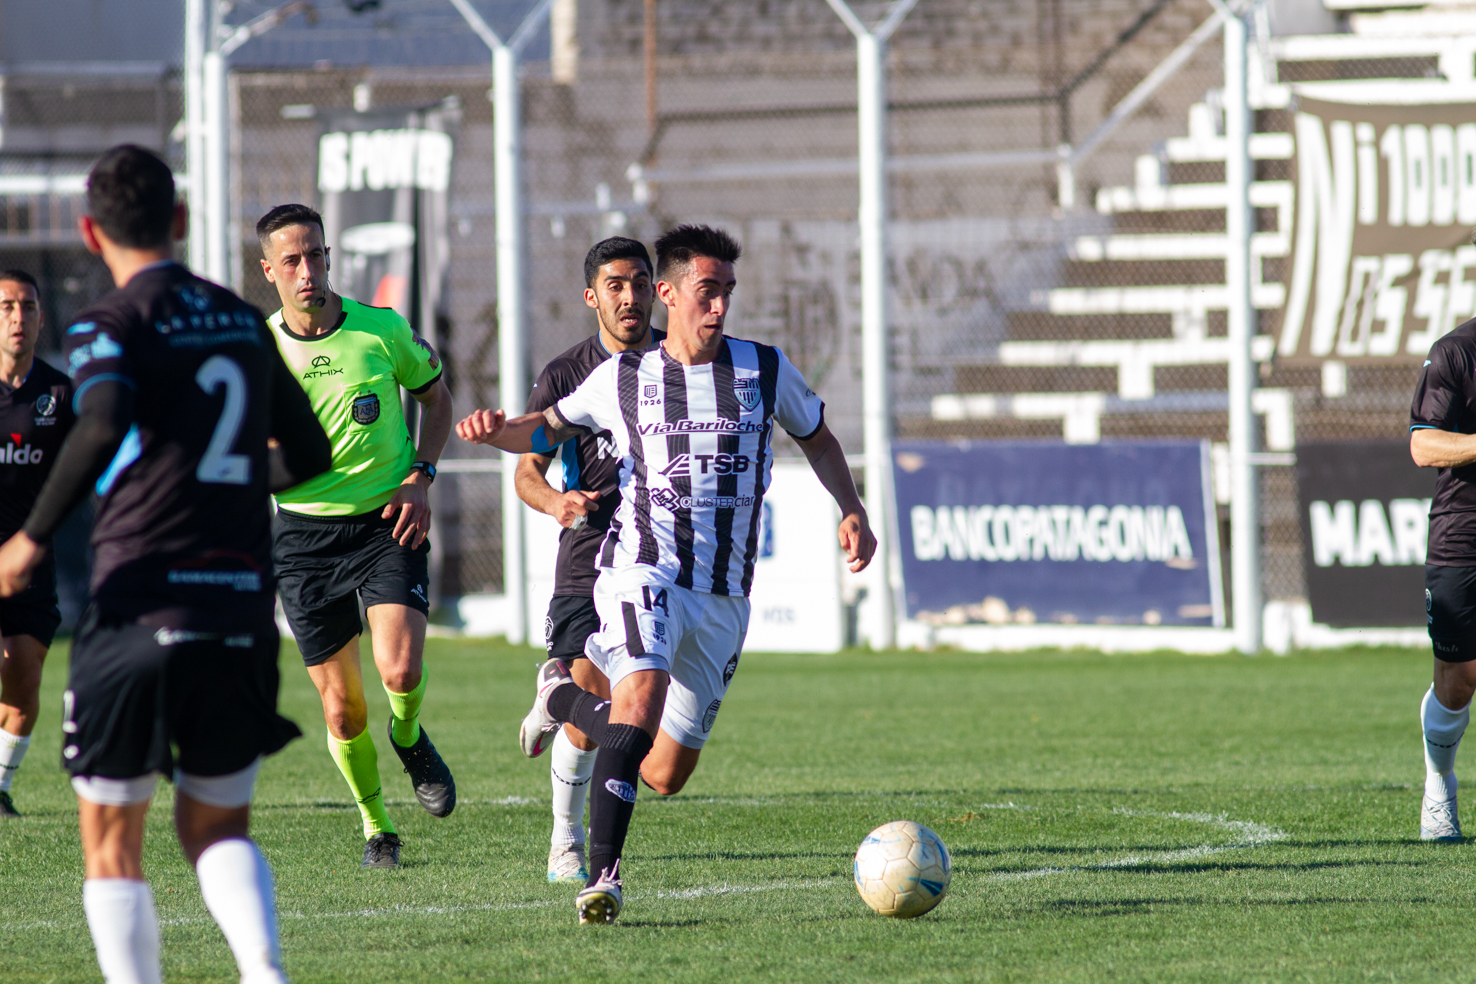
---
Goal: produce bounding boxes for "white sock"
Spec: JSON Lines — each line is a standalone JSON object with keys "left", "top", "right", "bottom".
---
{"left": 1423, "top": 687, "right": 1468, "bottom": 800}
{"left": 196, "top": 838, "right": 287, "bottom": 984}
{"left": 550, "top": 727, "right": 598, "bottom": 849}
{"left": 0, "top": 730, "right": 29, "bottom": 792}
{"left": 83, "top": 879, "right": 162, "bottom": 984}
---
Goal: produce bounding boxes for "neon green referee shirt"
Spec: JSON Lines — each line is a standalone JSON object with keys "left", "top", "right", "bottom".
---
{"left": 269, "top": 297, "right": 442, "bottom": 517}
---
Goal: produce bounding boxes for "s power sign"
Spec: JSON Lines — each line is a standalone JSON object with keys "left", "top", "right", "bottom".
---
{"left": 1296, "top": 441, "right": 1433, "bottom": 627}
{"left": 894, "top": 441, "right": 1222, "bottom": 627}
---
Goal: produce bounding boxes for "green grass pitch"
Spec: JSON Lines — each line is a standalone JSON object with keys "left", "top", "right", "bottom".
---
{"left": 0, "top": 639, "right": 1466, "bottom": 982}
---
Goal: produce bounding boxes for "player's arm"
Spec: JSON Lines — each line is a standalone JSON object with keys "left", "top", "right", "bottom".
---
{"left": 379, "top": 376, "right": 454, "bottom": 548}
{"left": 1411, "top": 429, "right": 1476, "bottom": 469}
{"left": 0, "top": 379, "right": 135, "bottom": 595}
{"left": 267, "top": 344, "right": 332, "bottom": 492}
{"left": 456, "top": 406, "right": 585, "bottom": 454}
{"left": 515, "top": 452, "right": 602, "bottom": 529}
{"left": 793, "top": 421, "right": 875, "bottom": 573}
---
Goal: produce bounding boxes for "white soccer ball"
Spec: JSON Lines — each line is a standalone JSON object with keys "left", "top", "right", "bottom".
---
{"left": 853, "top": 820, "right": 952, "bottom": 918}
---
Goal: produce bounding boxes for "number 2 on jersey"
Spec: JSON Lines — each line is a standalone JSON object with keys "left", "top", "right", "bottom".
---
{"left": 196, "top": 355, "right": 252, "bottom": 485}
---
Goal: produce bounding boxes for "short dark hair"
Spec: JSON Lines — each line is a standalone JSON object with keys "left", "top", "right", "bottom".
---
{"left": 86, "top": 145, "right": 176, "bottom": 249}
{"left": 256, "top": 203, "right": 325, "bottom": 253}
{"left": 583, "top": 237, "right": 652, "bottom": 287}
{"left": 0, "top": 269, "right": 39, "bottom": 295}
{"left": 655, "top": 224, "right": 742, "bottom": 281}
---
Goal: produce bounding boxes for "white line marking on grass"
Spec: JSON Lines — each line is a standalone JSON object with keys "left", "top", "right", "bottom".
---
{"left": 994, "top": 809, "right": 1288, "bottom": 881}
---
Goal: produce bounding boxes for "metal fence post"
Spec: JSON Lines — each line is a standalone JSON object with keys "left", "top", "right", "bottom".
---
{"left": 184, "top": 0, "right": 209, "bottom": 272}
{"left": 203, "top": 31, "right": 230, "bottom": 285}
{"left": 1223, "top": 8, "right": 1261, "bottom": 653}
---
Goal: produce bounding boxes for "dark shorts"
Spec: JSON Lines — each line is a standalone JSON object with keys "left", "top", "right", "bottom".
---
{"left": 63, "top": 605, "right": 301, "bottom": 778}
{"left": 1426, "top": 564, "right": 1476, "bottom": 662}
{"left": 273, "top": 508, "right": 430, "bottom": 666}
{"left": 545, "top": 593, "right": 599, "bottom": 661}
{"left": 0, "top": 555, "right": 60, "bottom": 647}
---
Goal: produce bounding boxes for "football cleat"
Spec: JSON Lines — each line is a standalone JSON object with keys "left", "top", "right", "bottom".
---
{"left": 1421, "top": 793, "right": 1462, "bottom": 842}
{"left": 0, "top": 791, "right": 18, "bottom": 818}
{"left": 548, "top": 843, "right": 590, "bottom": 884}
{"left": 388, "top": 719, "right": 456, "bottom": 818}
{"left": 361, "top": 831, "right": 403, "bottom": 869}
{"left": 520, "top": 659, "right": 572, "bottom": 758}
{"left": 576, "top": 862, "right": 623, "bottom": 925}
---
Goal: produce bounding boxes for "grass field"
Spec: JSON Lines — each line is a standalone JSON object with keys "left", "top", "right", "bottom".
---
{"left": 1, "top": 639, "right": 1467, "bottom": 982}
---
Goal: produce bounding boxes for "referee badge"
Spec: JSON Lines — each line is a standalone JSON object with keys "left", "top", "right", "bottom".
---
{"left": 734, "top": 377, "right": 761, "bottom": 411}
{"left": 351, "top": 393, "right": 381, "bottom": 425}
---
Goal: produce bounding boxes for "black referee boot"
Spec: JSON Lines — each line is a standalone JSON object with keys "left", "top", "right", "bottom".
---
{"left": 388, "top": 718, "right": 456, "bottom": 818}
{"left": 0, "top": 791, "right": 18, "bottom": 818}
{"left": 362, "top": 831, "right": 402, "bottom": 869}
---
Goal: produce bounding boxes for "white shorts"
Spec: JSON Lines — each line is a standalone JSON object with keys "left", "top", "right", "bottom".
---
{"left": 586, "top": 570, "right": 750, "bottom": 749}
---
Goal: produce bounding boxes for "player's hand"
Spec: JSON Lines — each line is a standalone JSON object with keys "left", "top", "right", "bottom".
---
{"left": 839, "top": 510, "right": 876, "bottom": 573}
{"left": 455, "top": 409, "right": 506, "bottom": 446}
{"left": 0, "top": 531, "right": 46, "bottom": 597}
{"left": 554, "top": 489, "right": 601, "bottom": 529}
{"left": 384, "top": 474, "right": 432, "bottom": 548}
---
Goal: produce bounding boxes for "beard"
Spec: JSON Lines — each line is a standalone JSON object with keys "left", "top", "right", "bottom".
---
{"left": 599, "top": 303, "right": 650, "bottom": 345}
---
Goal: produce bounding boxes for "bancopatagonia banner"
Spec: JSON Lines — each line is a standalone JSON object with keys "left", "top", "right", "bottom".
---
{"left": 1296, "top": 441, "right": 1433, "bottom": 627}
{"left": 1281, "top": 96, "right": 1476, "bottom": 363}
{"left": 316, "top": 102, "right": 458, "bottom": 341}
{"left": 894, "top": 441, "right": 1223, "bottom": 627}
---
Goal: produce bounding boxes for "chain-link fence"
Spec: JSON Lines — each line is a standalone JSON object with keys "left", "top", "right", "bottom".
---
{"left": 2, "top": 0, "right": 1450, "bottom": 637}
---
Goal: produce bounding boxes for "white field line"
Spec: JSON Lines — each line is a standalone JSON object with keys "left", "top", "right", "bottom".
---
{"left": 994, "top": 808, "right": 1288, "bottom": 882}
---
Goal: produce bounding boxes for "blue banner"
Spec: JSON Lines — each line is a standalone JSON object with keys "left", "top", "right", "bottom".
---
{"left": 894, "top": 441, "right": 1223, "bottom": 626}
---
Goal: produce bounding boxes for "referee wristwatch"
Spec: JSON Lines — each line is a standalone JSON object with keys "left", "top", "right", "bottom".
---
{"left": 409, "top": 460, "right": 437, "bottom": 483}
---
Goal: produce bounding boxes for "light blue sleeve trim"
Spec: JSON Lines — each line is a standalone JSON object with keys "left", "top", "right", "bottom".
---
{"left": 96, "top": 425, "right": 142, "bottom": 497}
{"left": 560, "top": 438, "right": 580, "bottom": 492}
{"left": 1411, "top": 424, "right": 1439, "bottom": 431}
{"left": 73, "top": 373, "right": 136, "bottom": 413}
{"left": 530, "top": 424, "right": 555, "bottom": 455}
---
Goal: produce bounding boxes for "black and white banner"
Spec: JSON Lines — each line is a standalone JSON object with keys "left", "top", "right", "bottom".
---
{"left": 1296, "top": 441, "right": 1434, "bottom": 627}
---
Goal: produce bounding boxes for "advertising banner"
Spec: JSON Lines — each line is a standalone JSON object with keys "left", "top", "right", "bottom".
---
{"left": 316, "top": 104, "right": 457, "bottom": 339}
{"left": 1281, "top": 97, "right": 1476, "bottom": 364}
{"left": 894, "top": 441, "right": 1222, "bottom": 626}
{"left": 1296, "top": 441, "right": 1433, "bottom": 627}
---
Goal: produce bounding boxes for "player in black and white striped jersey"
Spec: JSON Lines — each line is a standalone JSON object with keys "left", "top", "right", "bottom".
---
{"left": 457, "top": 225, "right": 874, "bottom": 924}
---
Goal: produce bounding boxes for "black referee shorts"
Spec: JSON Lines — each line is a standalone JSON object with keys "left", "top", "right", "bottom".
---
{"left": 545, "top": 594, "right": 599, "bottom": 661}
{"left": 64, "top": 604, "right": 301, "bottom": 779}
{"left": 0, "top": 554, "right": 60, "bottom": 647}
{"left": 1427, "top": 564, "right": 1476, "bottom": 662}
{"left": 273, "top": 508, "right": 430, "bottom": 666}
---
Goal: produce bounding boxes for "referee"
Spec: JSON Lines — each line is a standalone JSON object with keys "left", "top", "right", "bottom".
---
{"left": 257, "top": 204, "right": 455, "bottom": 869}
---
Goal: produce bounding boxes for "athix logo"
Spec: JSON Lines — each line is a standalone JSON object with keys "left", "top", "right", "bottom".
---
{"left": 303, "top": 354, "right": 343, "bottom": 379}
{"left": 4, "top": 433, "right": 43, "bottom": 465}
{"left": 658, "top": 452, "right": 752, "bottom": 477}
{"left": 649, "top": 488, "right": 757, "bottom": 511}
{"left": 637, "top": 419, "right": 763, "bottom": 436}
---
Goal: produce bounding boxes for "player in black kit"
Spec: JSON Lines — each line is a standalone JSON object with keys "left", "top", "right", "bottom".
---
{"left": 0, "top": 268, "right": 74, "bottom": 817}
{"left": 1409, "top": 317, "right": 1476, "bottom": 842}
{"left": 0, "top": 146, "right": 330, "bottom": 984}
{"left": 516, "top": 237, "right": 660, "bottom": 883}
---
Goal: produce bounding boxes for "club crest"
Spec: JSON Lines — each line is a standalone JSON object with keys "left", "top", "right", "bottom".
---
{"left": 34, "top": 394, "right": 56, "bottom": 416}
{"left": 734, "top": 376, "right": 761, "bottom": 411}
{"left": 644, "top": 384, "right": 658, "bottom": 399}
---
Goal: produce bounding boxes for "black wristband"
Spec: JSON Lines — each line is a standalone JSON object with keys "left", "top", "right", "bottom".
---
{"left": 409, "top": 460, "right": 437, "bottom": 483}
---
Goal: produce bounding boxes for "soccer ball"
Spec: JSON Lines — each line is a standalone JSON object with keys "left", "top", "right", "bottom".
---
{"left": 853, "top": 820, "right": 952, "bottom": 918}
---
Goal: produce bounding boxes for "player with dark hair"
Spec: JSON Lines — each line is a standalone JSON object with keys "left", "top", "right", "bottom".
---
{"left": 458, "top": 223, "right": 875, "bottom": 923}
{"left": 517, "top": 236, "right": 661, "bottom": 883}
{"left": 0, "top": 144, "right": 331, "bottom": 984}
{"left": 0, "top": 266, "right": 75, "bottom": 817}
{"left": 256, "top": 202, "right": 456, "bottom": 869}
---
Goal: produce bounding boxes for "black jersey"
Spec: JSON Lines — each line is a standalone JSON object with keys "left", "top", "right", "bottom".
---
{"left": 0, "top": 358, "right": 74, "bottom": 540}
{"left": 1411, "top": 319, "right": 1476, "bottom": 565}
{"left": 526, "top": 330, "right": 663, "bottom": 596}
{"left": 62, "top": 262, "right": 314, "bottom": 617}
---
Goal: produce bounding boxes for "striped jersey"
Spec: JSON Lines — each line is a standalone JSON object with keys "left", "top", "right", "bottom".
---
{"left": 551, "top": 336, "right": 824, "bottom": 596}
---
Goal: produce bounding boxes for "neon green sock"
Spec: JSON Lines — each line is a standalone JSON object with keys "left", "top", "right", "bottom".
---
{"left": 385, "top": 669, "right": 427, "bottom": 748}
{"left": 326, "top": 727, "right": 394, "bottom": 838}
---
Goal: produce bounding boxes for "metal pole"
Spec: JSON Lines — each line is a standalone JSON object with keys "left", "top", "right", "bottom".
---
{"left": 857, "top": 31, "right": 894, "bottom": 650}
{"left": 1224, "top": 12, "right": 1260, "bottom": 653}
{"left": 493, "top": 45, "right": 527, "bottom": 646}
{"left": 184, "top": 0, "right": 208, "bottom": 272}
{"left": 203, "top": 34, "right": 229, "bottom": 285}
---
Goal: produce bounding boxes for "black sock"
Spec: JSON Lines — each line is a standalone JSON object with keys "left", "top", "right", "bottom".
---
{"left": 547, "top": 683, "right": 611, "bottom": 745}
{"left": 586, "top": 723, "right": 653, "bottom": 886}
